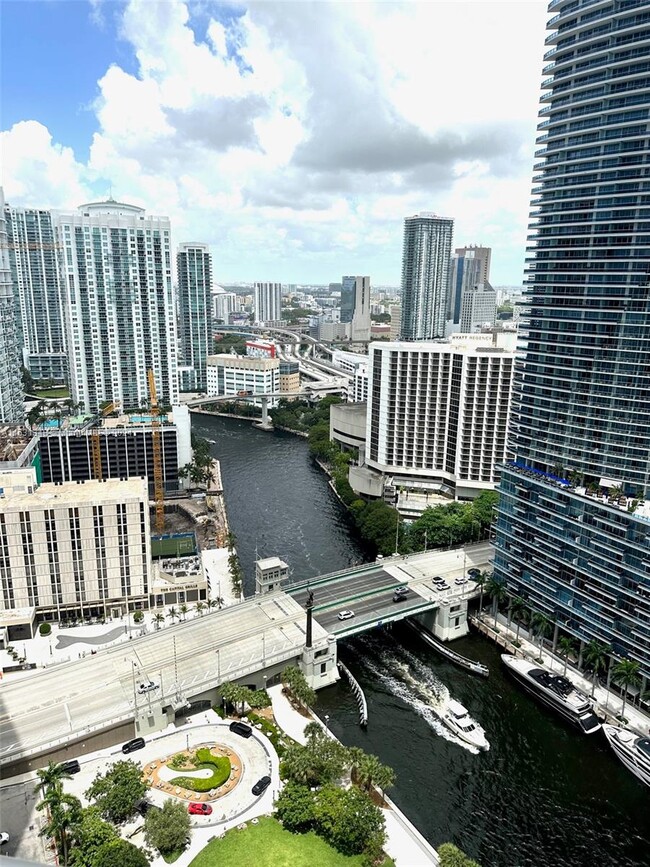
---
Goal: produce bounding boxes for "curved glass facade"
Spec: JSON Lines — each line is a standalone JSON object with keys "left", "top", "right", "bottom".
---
{"left": 495, "top": 0, "right": 650, "bottom": 682}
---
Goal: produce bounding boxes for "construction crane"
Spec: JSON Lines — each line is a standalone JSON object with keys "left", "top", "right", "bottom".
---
{"left": 91, "top": 401, "right": 118, "bottom": 481}
{"left": 147, "top": 370, "right": 165, "bottom": 533}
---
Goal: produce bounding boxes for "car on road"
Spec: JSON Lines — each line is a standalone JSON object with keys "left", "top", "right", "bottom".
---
{"left": 122, "top": 737, "right": 146, "bottom": 754}
{"left": 137, "top": 681, "right": 159, "bottom": 695}
{"left": 229, "top": 721, "right": 252, "bottom": 738}
{"left": 0, "top": 832, "right": 9, "bottom": 846}
{"left": 252, "top": 775, "right": 272, "bottom": 796}
{"left": 455, "top": 577, "right": 469, "bottom": 585}
{"left": 188, "top": 802, "right": 213, "bottom": 815}
{"left": 61, "top": 760, "right": 81, "bottom": 774}
{"left": 434, "top": 581, "right": 450, "bottom": 591}
{"left": 337, "top": 610, "right": 355, "bottom": 621}
{"left": 392, "top": 586, "right": 410, "bottom": 602}
{"left": 468, "top": 568, "right": 481, "bottom": 577}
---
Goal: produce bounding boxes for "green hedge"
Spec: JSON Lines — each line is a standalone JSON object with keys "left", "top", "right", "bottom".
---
{"left": 39, "top": 622, "right": 52, "bottom": 636}
{"left": 170, "top": 749, "right": 230, "bottom": 793}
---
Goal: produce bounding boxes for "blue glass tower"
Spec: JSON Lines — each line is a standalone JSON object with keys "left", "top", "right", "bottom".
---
{"left": 494, "top": 0, "right": 650, "bottom": 687}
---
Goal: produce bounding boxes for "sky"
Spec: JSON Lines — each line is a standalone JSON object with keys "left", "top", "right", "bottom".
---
{"left": 1, "top": 0, "right": 549, "bottom": 286}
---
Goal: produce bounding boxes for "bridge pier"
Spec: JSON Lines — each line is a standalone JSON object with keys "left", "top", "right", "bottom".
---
{"left": 253, "top": 396, "right": 274, "bottom": 431}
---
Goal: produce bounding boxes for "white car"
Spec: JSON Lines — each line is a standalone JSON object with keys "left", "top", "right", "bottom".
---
{"left": 455, "top": 577, "right": 469, "bottom": 585}
{"left": 137, "top": 681, "right": 159, "bottom": 695}
{"left": 0, "top": 832, "right": 9, "bottom": 845}
{"left": 337, "top": 610, "right": 355, "bottom": 621}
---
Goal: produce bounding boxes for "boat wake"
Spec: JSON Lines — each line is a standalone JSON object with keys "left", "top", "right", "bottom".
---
{"left": 358, "top": 647, "right": 480, "bottom": 755}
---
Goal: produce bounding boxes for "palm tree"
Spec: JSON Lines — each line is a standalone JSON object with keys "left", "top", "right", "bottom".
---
{"left": 612, "top": 659, "right": 641, "bottom": 720}
{"left": 194, "top": 601, "right": 205, "bottom": 617}
{"left": 557, "top": 636, "right": 576, "bottom": 676}
{"left": 510, "top": 597, "right": 528, "bottom": 642}
{"left": 209, "top": 598, "right": 223, "bottom": 611}
{"left": 179, "top": 603, "right": 188, "bottom": 621}
{"left": 34, "top": 762, "right": 72, "bottom": 798}
{"left": 582, "top": 640, "right": 611, "bottom": 698}
{"left": 531, "top": 613, "right": 551, "bottom": 661}
{"left": 153, "top": 612, "right": 165, "bottom": 631}
{"left": 485, "top": 577, "right": 507, "bottom": 630}
{"left": 475, "top": 570, "right": 489, "bottom": 617}
{"left": 225, "top": 531, "right": 237, "bottom": 552}
{"left": 36, "top": 785, "right": 81, "bottom": 866}
{"left": 167, "top": 606, "right": 178, "bottom": 624}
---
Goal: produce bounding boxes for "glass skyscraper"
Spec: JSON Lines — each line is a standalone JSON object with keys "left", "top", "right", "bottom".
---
{"left": 400, "top": 213, "right": 453, "bottom": 340}
{"left": 177, "top": 243, "right": 212, "bottom": 393}
{"left": 0, "top": 189, "right": 23, "bottom": 422}
{"left": 494, "top": 1, "right": 650, "bottom": 687}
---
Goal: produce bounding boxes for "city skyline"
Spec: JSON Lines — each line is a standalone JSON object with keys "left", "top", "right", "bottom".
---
{"left": 1, "top": 0, "right": 548, "bottom": 285}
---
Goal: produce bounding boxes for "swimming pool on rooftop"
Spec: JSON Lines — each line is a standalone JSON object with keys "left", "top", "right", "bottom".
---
{"left": 129, "top": 414, "right": 168, "bottom": 424}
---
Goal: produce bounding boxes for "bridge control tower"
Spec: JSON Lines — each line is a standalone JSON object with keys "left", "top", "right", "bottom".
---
{"left": 255, "top": 556, "right": 289, "bottom": 595}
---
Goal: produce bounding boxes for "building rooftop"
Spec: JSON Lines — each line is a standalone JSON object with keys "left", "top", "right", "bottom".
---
{"left": 0, "top": 477, "right": 149, "bottom": 510}
{"left": 0, "top": 426, "right": 36, "bottom": 466}
{"left": 257, "top": 556, "right": 288, "bottom": 570}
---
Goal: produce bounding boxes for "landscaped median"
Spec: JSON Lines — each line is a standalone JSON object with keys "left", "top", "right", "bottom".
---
{"left": 188, "top": 816, "right": 394, "bottom": 867}
{"left": 169, "top": 748, "right": 231, "bottom": 793}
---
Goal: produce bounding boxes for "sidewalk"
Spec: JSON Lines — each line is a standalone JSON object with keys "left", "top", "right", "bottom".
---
{"left": 476, "top": 612, "right": 650, "bottom": 736}
{"left": 268, "top": 684, "right": 439, "bottom": 867}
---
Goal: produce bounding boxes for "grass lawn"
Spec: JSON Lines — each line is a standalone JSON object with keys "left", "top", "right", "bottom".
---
{"left": 189, "top": 817, "right": 371, "bottom": 867}
{"left": 34, "top": 387, "right": 70, "bottom": 398}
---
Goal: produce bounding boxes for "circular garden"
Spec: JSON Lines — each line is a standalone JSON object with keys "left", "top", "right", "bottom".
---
{"left": 143, "top": 744, "right": 243, "bottom": 802}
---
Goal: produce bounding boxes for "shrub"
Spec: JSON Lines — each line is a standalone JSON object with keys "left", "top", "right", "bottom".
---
{"left": 169, "top": 750, "right": 230, "bottom": 792}
{"left": 133, "top": 610, "right": 144, "bottom": 624}
{"left": 39, "top": 622, "right": 52, "bottom": 636}
{"left": 211, "top": 704, "right": 225, "bottom": 719}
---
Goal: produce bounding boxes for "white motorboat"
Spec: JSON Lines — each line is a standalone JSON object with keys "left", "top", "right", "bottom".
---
{"left": 501, "top": 654, "right": 601, "bottom": 734}
{"left": 602, "top": 724, "right": 650, "bottom": 788}
{"left": 440, "top": 698, "right": 490, "bottom": 750}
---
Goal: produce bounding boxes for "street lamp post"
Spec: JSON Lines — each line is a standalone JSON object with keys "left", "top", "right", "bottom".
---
{"left": 424, "top": 529, "right": 428, "bottom": 553}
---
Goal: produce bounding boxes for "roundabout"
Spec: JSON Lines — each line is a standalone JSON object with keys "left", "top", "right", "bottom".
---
{"left": 143, "top": 742, "right": 244, "bottom": 802}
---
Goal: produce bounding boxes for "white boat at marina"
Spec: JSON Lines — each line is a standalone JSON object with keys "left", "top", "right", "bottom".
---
{"left": 501, "top": 654, "right": 601, "bottom": 734}
{"left": 439, "top": 698, "right": 490, "bottom": 750}
{"left": 602, "top": 724, "right": 650, "bottom": 788}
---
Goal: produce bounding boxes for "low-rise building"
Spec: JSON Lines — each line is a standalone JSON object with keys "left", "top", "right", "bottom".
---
{"left": 206, "top": 354, "right": 279, "bottom": 405}
{"left": 0, "top": 471, "right": 151, "bottom": 624}
{"left": 279, "top": 360, "right": 300, "bottom": 395}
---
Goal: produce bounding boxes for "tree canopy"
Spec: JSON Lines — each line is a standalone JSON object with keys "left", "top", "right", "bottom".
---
{"left": 144, "top": 799, "right": 190, "bottom": 856}
{"left": 92, "top": 839, "right": 150, "bottom": 867}
{"left": 85, "top": 760, "right": 147, "bottom": 824}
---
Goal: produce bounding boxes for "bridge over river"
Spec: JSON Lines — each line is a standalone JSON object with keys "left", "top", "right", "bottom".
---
{"left": 0, "top": 543, "right": 491, "bottom": 772}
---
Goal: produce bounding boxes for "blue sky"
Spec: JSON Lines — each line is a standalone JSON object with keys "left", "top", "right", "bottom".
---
{"left": 1, "top": 0, "right": 548, "bottom": 284}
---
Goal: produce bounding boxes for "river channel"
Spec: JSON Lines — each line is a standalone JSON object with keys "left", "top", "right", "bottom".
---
{"left": 193, "top": 414, "right": 650, "bottom": 867}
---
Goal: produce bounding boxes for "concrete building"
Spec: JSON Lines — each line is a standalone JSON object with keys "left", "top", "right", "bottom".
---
{"left": 447, "top": 245, "right": 491, "bottom": 325}
{"left": 319, "top": 320, "right": 348, "bottom": 342}
{"left": 0, "top": 191, "right": 24, "bottom": 423}
{"left": 0, "top": 471, "right": 151, "bottom": 623}
{"left": 37, "top": 405, "right": 192, "bottom": 495}
{"left": 4, "top": 204, "right": 67, "bottom": 383}
{"left": 341, "top": 276, "right": 371, "bottom": 342}
{"left": 177, "top": 243, "right": 212, "bottom": 392}
{"left": 389, "top": 303, "right": 402, "bottom": 340}
{"left": 56, "top": 199, "right": 178, "bottom": 413}
{"left": 494, "top": 0, "right": 650, "bottom": 684}
{"left": 254, "top": 282, "right": 282, "bottom": 324}
{"left": 348, "top": 336, "right": 514, "bottom": 504}
{"left": 400, "top": 213, "right": 453, "bottom": 341}
{"left": 206, "top": 354, "right": 279, "bottom": 405}
{"left": 279, "top": 360, "right": 300, "bottom": 395}
{"left": 213, "top": 291, "right": 238, "bottom": 323}
{"left": 460, "top": 282, "right": 497, "bottom": 333}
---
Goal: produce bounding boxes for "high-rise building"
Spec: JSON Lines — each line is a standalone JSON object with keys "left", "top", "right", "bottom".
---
{"left": 494, "top": 2, "right": 650, "bottom": 684}
{"left": 447, "top": 245, "right": 492, "bottom": 325}
{"left": 254, "top": 282, "right": 282, "bottom": 324}
{"left": 177, "top": 243, "right": 212, "bottom": 392}
{"left": 213, "top": 291, "right": 238, "bottom": 323}
{"left": 56, "top": 199, "right": 178, "bottom": 413}
{"left": 389, "top": 303, "right": 402, "bottom": 340}
{"left": 356, "top": 337, "right": 514, "bottom": 501}
{"left": 400, "top": 213, "right": 453, "bottom": 340}
{"left": 460, "top": 282, "right": 497, "bottom": 333}
{"left": 0, "top": 190, "right": 23, "bottom": 423}
{"left": 341, "top": 276, "right": 371, "bottom": 342}
{"left": 4, "top": 205, "right": 68, "bottom": 383}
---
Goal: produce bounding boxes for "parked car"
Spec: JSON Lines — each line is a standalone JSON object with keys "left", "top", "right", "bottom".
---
{"left": 0, "top": 832, "right": 9, "bottom": 845}
{"left": 188, "top": 802, "right": 213, "bottom": 815}
{"left": 434, "top": 581, "right": 450, "bottom": 591}
{"left": 252, "top": 775, "right": 272, "bottom": 796}
{"left": 137, "top": 681, "right": 159, "bottom": 695}
{"left": 337, "top": 610, "right": 355, "bottom": 621}
{"left": 455, "top": 577, "right": 469, "bottom": 585}
{"left": 61, "top": 760, "right": 81, "bottom": 774}
{"left": 122, "top": 737, "right": 146, "bottom": 754}
{"left": 468, "top": 568, "right": 481, "bottom": 578}
{"left": 229, "top": 721, "right": 252, "bottom": 738}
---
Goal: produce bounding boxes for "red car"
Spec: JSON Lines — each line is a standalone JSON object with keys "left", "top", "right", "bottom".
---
{"left": 188, "top": 802, "right": 212, "bottom": 815}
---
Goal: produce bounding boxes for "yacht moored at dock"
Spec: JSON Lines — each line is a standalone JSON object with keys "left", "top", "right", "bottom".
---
{"left": 440, "top": 698, "right": 489, "bottom": 750}
{"left": 602, "top": 725, "right": 650, "bottom": 788}
{"left": 501, "top": 654, "right": 601, "bottom": 734}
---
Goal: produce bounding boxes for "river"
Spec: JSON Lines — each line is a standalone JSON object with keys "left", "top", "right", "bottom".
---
{"left": 193, "top": 414, "right": 650, "bottom": 867}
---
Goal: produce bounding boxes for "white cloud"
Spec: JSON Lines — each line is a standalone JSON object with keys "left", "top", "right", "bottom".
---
{"left": 2, "top": 0, "right": 550, "bottom": 283}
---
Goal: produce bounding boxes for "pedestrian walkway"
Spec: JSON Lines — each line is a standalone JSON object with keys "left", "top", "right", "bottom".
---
{"left": 268, "top": 684, "right": 439, "bottom": 866}
{"left": 475, "top": 613, "right": 650, "bottom": 736}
